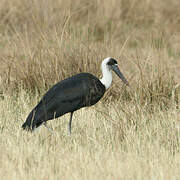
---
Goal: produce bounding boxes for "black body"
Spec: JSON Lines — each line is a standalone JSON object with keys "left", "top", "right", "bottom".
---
{"left": 22, "top": 73, "right": 106, "bottom": 130}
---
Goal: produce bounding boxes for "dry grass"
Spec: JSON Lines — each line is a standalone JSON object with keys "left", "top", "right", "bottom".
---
{"left": 0, "top": 93, "right": 179, "bottom": 180}
{"left": 0, "top": 0, "right": 180, "bottom": 179}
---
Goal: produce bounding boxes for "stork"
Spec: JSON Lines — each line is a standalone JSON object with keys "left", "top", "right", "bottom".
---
{"left": 22, "top": 57, "right": 129, "bottom": 134}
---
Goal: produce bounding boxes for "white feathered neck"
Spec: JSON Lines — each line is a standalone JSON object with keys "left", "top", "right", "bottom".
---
{"left": 99, "top": 58, "right": 112, "bottom": 90}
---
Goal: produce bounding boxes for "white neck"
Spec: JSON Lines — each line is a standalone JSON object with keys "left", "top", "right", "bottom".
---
{"left": 100, "top": 65, "right": 112, "bottom": 90}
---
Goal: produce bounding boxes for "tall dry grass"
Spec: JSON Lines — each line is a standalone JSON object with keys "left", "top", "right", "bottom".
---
{"left": 0, "top": 92, "right": 179, "bottom": 180}
{"left": 0, "top": 0, "right": 180, "bottom": 179}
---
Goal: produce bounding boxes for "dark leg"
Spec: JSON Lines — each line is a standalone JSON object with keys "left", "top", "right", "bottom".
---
{"left": 68, "top": 112, "right": 74, "bottom": 135}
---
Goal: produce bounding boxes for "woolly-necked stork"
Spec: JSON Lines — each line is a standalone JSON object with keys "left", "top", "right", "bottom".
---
{"left": 22, "top": 57, "right": 129, "bottom": 134}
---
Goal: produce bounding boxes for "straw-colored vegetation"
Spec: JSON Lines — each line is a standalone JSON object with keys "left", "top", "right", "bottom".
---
{"left": 0, "top": 0, "right": 180, "bottom": 179}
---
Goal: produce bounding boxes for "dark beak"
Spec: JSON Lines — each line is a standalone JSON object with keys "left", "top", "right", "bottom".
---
{"left": 112, "top": 65, "right": 129, "bottom": 86}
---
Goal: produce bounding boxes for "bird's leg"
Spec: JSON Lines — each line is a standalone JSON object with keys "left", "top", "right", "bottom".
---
{"left": 42, "top": 99, "right": 54, "bottom": 133}
{"left": 68, "top": 112, "right": 74, "bottom": 135}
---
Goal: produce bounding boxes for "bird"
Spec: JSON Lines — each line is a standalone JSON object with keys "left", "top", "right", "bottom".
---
{"left": 22, "top": 57, "right": 129, "bottom": 134}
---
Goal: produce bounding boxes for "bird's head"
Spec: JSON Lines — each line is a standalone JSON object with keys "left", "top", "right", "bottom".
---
{"left": 101, "top": 57, "right": 129, "bottom": 86}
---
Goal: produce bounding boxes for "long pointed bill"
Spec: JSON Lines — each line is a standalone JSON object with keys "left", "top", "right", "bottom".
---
{"left": 112, "top": 65, "right": 129, "bottom": 86}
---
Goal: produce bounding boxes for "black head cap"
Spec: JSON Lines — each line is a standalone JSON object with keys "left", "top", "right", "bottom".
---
{"left": 107, "top": 58, "right": 118, "bottom": 66}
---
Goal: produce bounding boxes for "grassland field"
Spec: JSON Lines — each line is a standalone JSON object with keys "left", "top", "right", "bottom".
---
{"left": 0, "top": 0, "right": 180, "bottom": 179}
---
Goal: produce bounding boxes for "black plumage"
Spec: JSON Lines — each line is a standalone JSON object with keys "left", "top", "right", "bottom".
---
{"left": 22, "top": 73, "right": 105, "bottom": 131}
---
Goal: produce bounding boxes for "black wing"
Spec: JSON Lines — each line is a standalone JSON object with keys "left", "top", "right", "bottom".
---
{"left": 22, "top": 73, "right": 105, "bottom": 130}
